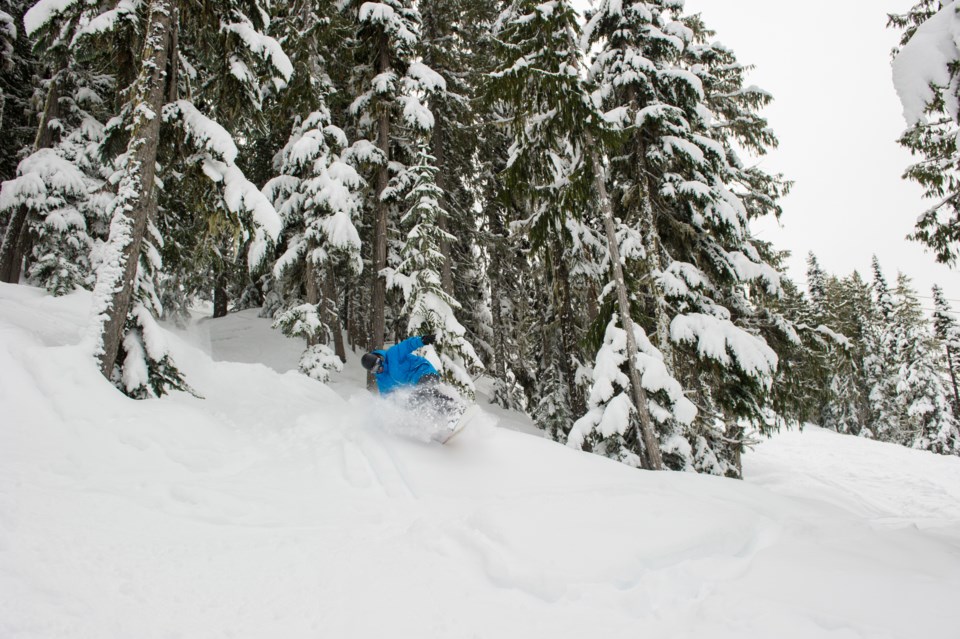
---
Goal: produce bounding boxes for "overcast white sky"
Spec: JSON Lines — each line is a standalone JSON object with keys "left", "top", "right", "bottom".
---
{"left": 679, "top": 0, "right": 960, "bottom": 310}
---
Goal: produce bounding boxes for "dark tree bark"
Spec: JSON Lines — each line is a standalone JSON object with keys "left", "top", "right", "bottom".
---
{"left": 323, "top": 270, "right": 346, "bottom": 362}
{"left": 213, "top": 272, "right": 229, "bottom": 318}
{"left": 368, "top": 33, "right": 391, "bottom": 388}
{"left": 947, "top": 345, "right": 960, "bottom": 415}
{"left": 551, "top": 238, "right": 586, "bottom": 420}
{"left": 588, "top": 139, "right": 664, "bottom": 470}
{"left": 91, "top": 0, "right": 174, "bottom": 379}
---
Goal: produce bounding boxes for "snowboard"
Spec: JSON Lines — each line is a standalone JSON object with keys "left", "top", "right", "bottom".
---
{"left": 432, "top": 404, "right": 480, "bottom": 444}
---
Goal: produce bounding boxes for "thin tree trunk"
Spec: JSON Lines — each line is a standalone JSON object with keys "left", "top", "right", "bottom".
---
{"left": 727, "top": 416, "right": 744, "bottom": 477}
{"left": 0, "top": 207, "right": 27, "bottom": 283}
{"left": 213, "top": 272, "right": 229, "bottom": 318}
{"left": 639, "top": 194, "right": 673, "bottom": 365}
{"left": 368, "top": 34, "right": 391, "bottom": 388}
{"left": 371, "top": 39, "right": 390, "bottom": 349}
{"left": 947, "top": 345, "right": 960, "bottom": 414}
{"left": 325, "top": 269, "right": 346, "bottom": 362}
{"left": 587, "top": 138, "right": 664, "bottom": 471}
{"left": 304, "top": 245, "right": 321, "bottom": 346}
{"left": 431, "top": 123, "right": 454, "bottom": 294}
{"left": 487, "top": 207, "right": 510, "bottom": 408}
{"left": 551, "top": 238, "right": 585, "bottom": 419}
{"left": 91, "top": 0, "right": 174, "bottom": 379}
{"left": 420, "top": 8, "right": 453, "bottom": 294}
{"left": 0, "top": 68, "right": 63, "bottom": 283}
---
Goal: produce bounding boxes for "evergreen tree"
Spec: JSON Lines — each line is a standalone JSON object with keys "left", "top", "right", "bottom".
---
{"left": 385, "top": 145, "right": 483, "bottom": 394}
{"left": 890, "top": 273, "right": 959, "bottom": 453}
{"left": 266, "top": 106, "right": 364, "bottom": 380}
{"left": 822, "top": 272, "right": 873, "bottom": 435}
{"left": 490, "top": 0, "right": 689, "bottom": 469}
{"left": 486, "top": 0, "right": 594, "bottom": 438}
{"left": 475, "top": 118, "right": 541, "bottom": 412}
{"left": 889, "top": 1, "right": 960, "bottom": 264}
{"left": 84, "top": 0, "right": 289, "bottom": 397}
{"left": 262, "top": 1, "right": 364, "bottom": 382}
{"left": 584, "top": 0, "right": 787, "bottom": 474}
{"left": 863, "top": 257, "right": 901, "bottom": 440}
{"left": 0, "top": 1, "right": 37, "bottom": 185}
{"left": 418, "top": 0, "right": 491, "bottom": 300}
{"left": 345, "top": 0, "right": 442, "bottom": 358}
{"left": 0, "top": 0, "right": 122, "bottom": 293}
{"left": 798, "top": 252, "right": 842, "bottom": 426}
{"left": 0, "top": 0, "right": 112, "bottom": 288}
{"left": 762, "top": 276, "right": 832, "bottom": 428}
{"left": 932, "top": 284, "right": 960, "bottom": 415}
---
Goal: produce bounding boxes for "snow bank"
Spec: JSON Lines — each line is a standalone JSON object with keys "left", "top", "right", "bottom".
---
{"left": 2, "top": 283, "right": 959, "bottom": 638}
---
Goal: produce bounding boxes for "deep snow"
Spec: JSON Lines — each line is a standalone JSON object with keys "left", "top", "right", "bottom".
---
{"left": 2, "top": 283, "right": 959, "bottom": 638}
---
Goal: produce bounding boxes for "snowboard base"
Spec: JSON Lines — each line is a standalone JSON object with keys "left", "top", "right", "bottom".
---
{"left": 432, "top": 404, "right": 480, "bottom": 444}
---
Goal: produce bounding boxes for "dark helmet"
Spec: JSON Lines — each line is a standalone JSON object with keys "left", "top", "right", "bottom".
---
{"left": 361, "top": 352, "right": 383, "bottom": 371}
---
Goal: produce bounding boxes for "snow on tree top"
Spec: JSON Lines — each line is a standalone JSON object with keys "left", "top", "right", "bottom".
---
{"left": 221, "top": 17, "right": 293, "bottom": 83}
{"left": 24, "top": 0, "right": 79, "bottom": 36}
{"left": 892, "top": 0, "right": 960, "bottom": 125}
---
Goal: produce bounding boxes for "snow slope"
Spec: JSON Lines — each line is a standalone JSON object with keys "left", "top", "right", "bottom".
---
{"left": 2, "top": 283, "right": 959, "bottom": 639}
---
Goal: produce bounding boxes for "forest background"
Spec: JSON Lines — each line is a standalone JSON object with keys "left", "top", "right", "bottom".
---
{"left": 1, "top": 0, "right": 959, "bottom": 476}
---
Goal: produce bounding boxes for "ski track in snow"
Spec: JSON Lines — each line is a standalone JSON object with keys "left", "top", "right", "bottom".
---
{"left": 2, "top": 284, "right": 960, "bottom": 638}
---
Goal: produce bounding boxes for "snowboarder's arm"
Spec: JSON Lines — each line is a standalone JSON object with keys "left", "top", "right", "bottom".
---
{"left": 387, "top": 335, "right": 425, "bottom": 360}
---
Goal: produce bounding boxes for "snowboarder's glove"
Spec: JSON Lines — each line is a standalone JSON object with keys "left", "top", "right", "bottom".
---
{"left": 421, "top": 333, "right": 437, "bottom": 345}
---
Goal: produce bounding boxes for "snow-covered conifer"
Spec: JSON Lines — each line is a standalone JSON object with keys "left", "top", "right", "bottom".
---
{"left": 86, "top": 0, "right": 288, "bottom": 396}
{"left": 863, "top": 258, "right": 901, "bottom": 440}
{"left": 266, "top": 104, "right": 364, "bottom": 379}
{"left": 932, "top": 284, "right": 960, "bottom": 415}
{"left": 583, "top": 0, "right": 788, "bottom": 473}
{"left": 890, "top": 273, "right": 959, "bottom": 454}
{"left": 346, "top": 0, "right": 441, "bottom": 353}
{"left": 889, "top": 1, "right": 960, "bottom": 264}
{"left": 385, "top": 146, "right": 483, "bottom": 394}
{"left": 255, "top": 1, "right": 366, "bottom": 381}
{"left": 0, "top": 1, "right": 36, "bottom": 185}
{"left": 821, "top": 272, "right": 873, "bottom": 435}
{"left": 490, "top": 0, "right": 678, "bottom": 468}
{"left": 0, "top": 0, "right": 115, "bottom": 293}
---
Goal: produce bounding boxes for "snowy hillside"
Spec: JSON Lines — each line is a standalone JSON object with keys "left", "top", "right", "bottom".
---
{"left": 2, "top": 283, "right": 959, "bottom": 639}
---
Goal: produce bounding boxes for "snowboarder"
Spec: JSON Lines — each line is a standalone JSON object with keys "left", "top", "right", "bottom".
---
{"left": 361, "top": 334, "right": 441, "bottom": 395}
{"left": 361, "top": 334, "right": 477, "bottom": 444}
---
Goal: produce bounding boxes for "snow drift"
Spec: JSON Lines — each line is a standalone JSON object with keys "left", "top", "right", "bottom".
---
{"left": 1, "top": 283, "right": 959, "bottom": 638}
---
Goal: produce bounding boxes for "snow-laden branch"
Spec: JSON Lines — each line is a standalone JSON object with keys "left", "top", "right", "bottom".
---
{"left": 892, "top": 1, "right": 960, "bottom": 125}
{"left": 671, "top": 313, "right": 778, "bottom": 385}
{"left": 162, "top": 101, "right": 281, "bottom": 268}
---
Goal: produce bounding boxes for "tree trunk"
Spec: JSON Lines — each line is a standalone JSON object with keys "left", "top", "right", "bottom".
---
{"left": 213, "top": 272, "right": 229, "bottom": 318}
{"left": 487, "top": 206, "right": 510, "bottom": 408}
{"left": 551, "top": 238, "right": 585, "bottom": 420}
{"left": 0, "top": 68, "right": 63, "bottom": 283}
{"left": 325, "top": 269, "right": 346, "bottom": 362}
{"left": 947, "top": 345, "right": 960, "bottom": 414}
{"left": 371, "top": 36, "right": 390, "bottom": 351}
{"left": 639, "top": 194, "right": 673, "bottom": 366}
{"left": 368, "top": 34, "right": 391, "bottom": 389}
{"left": 0, "top": 207, "right": 27, "bottom": 283}
{"left": 91, "top": 0, "right": 174, "bottom": 379}
{"left": 431, "top": 122, "right": 455, "bottom": 294}
{"left": 304, "top": 244, "right": 321, "bottom": 346}
{"left": 588, "top": 138, "right": 664, "bottom": 471}
{"left": 727, "top": 416, "right": 744, "bottom": 478}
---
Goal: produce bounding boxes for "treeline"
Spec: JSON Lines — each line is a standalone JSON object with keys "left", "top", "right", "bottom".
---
{"left": 776, "top": 255, "right": 959, "bottom": 455}
{"left": 0, "top": 0, "right": 957, "bottom": 474}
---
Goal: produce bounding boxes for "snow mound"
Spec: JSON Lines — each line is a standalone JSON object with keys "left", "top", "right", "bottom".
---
{"left": 2, "top": 283, "right": 959, "bottom": 638}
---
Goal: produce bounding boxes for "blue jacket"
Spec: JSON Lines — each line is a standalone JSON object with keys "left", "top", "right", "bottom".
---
{"left": 373, "top": 336, "right": 438, "bottom": 395}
